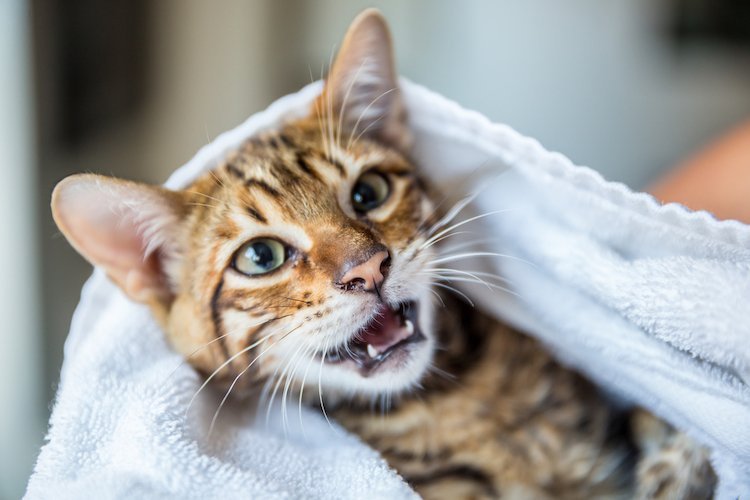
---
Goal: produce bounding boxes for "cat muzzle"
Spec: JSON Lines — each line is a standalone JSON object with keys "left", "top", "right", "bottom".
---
{"left": 322, "top": 300, "right": 424, "bottom": 375}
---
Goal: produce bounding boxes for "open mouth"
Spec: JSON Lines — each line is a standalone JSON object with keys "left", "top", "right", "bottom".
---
{"left": 324, "top": 300, "right": 424, "bottom": 375}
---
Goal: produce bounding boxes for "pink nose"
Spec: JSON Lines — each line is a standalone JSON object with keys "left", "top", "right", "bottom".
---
{"left": 339, "top": 250, "right": 390, "bottom": 292}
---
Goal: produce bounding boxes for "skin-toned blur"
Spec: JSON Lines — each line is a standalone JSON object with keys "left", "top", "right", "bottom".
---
{"left": 650, "top": 120, "right": 750, "bottom": 224}
{"left": 2, "top": 0, "right": 749, "bottom": 497}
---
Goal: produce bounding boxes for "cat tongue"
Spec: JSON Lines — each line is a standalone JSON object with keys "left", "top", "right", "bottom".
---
{"left": 358, "top": 304, "right": 411, "bottom": 352}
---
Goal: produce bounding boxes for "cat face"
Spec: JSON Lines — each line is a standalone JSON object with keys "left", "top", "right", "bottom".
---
{"left": 52, "top": 11, "right": 445, "bottom": 400}
{"left": 169, "top": 121, "right": 438, "bottom": 399}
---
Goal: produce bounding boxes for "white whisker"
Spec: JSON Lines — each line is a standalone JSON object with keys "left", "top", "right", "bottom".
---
{"left": 281, "top": 340, "right": 309, "bottom": 435}
{"left": 266, "top": 339, "right": 305, "bottom": 434}
{"left": 345, "top": 88, "right": 396, "bottom": 151}
{"left": 310, "top": 65, "right": 329, "bottom": 160}
{"left": 424, "top": 192, "right": 479, "bottom": 239}
{"left": 336, "top": 57, "right": 370, "bottom": 150}
{"left": 326, "top": 46, "right": 337, "bottom": 161}
{"left": 205, "top": 323, "right": 303, "bottom": 435}
{"left": 186, "top": 190, "right": 224, "bottom": 204}
{"left": 436, "top": 236, "right": 505, "bottom": 254}
{"left": 421, "top": 268, "right": 495, "bottom": 292}
{"left": 318, "top": 337, "right": 336, "bottom": 431}
{"left": 186, "top": 322, "right": 289, "bottom": 419}
{"left": 297, "top": 343, "right": 316, "bottom": 439}
{"left": 167, "top": 315, "right": 287, "bottom": 382}
{"left": 428, "top": 251, "right": 528, "bottom": 267}
{"left": 437, "top": 268, "right": 513, "bottom": 285}
{"left": 348, "top": 114, "right": 384, "bottom": 149}
{"left": 421, "top": 210, "right": 511, "bottom": 249}
{"left": 261, "top": 360, "right": 286, "bottom": 426}
{"left": 431, "top": 282, "right": 475, "bottom": 307}
{"left": 421, "top": 230, "right": 475, "bottom": 250}
{"left": 429, "top": 275, "right": 519, "bottom": 298}
{"left": 417, "top": 166, "right": 502, "bottom": 241}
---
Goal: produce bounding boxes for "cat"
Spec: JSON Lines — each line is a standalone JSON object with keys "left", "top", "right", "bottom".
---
{"left": 51, "top": 9, "right": 716, "bottom": 499}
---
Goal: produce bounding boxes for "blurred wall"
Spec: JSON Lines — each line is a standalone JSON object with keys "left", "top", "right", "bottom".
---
{"left": 15, "top": 0, "right": 750, "bottom": 496}
{"left": 37, "top": 0, "right": 280, "bottom": 399}
{"left": 1, "top": 1, "right": 42, "bottom": 498}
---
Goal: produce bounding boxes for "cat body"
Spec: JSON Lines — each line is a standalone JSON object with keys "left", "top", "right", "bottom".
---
{"left": 51, "top": 9, "right": 715, "bottom": 499}
{"left": 334, "top": 295, "right": 714, "bottom": 499}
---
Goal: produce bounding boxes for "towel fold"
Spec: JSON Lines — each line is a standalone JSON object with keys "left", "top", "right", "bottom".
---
{"left": 27, "top": 79, "right": 750, "bottom": 499}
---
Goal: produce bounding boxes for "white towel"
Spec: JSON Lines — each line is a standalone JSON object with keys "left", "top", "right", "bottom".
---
{"left": 26, "top": 79, "right": 750, "bottom": 499}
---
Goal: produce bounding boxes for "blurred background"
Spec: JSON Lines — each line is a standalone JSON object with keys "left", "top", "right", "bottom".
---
{"left": 2, "top": 0, "right": 749, "bottom": 496}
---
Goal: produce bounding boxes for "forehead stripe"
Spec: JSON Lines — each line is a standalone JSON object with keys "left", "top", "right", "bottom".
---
{"left": 326, "top": 156, "right": 346, "bottom": 177}
{"left": 226, "top": 163, "right": 245, "bottom": 181}
{"left": 223, "top": 163, "right": 282, "bottom": 200}
{"left": 277, "top": 133, "right": 295, "bottom": 148}
{"left": 245, "top": 205, "right": 267, "bottom": 224}
{"left": 246, "top": 178, "right": 281, "bottom": 199}
{"left": 295, "top": 152, "right": 322, "bottom": 182}
{"left": 270, "top": 160, "right": 299, "bottom": 184}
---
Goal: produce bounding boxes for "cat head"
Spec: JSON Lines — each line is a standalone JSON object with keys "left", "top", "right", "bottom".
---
{"left": 52, "top": 10, "right": 446, "bottom": 401}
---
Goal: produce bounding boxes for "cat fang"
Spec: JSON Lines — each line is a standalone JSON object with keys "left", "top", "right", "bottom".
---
{"left": 322, "top": 300, "right": 425, "bottom": 375}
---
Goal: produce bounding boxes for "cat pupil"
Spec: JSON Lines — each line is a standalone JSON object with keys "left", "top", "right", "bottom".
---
{"left": 351, "top": 171, "right": 389, "bottom": 212}
{"left": 353, "top": 183, "right": 376, "bottom": 206}
{"left": 249, "top": 242, "right": 274, "bottom": 269}
{"left": 233, "top": 238, "right": 286, "bottom": 276}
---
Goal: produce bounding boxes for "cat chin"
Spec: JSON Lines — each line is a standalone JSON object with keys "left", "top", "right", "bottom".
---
{"left": 316, "top": 335, "right": 435, "bottom": 397}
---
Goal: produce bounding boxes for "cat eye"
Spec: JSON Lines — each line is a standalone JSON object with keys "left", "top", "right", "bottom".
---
{"left": 233, "top": 238, "right": 288, "bottom": 276}
{"left": 351, "top": 171, "right": 390, "bottom": 213}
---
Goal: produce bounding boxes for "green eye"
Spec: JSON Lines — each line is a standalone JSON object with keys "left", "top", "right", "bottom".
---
{"left": 351, "top": 171, "right": 390, "bottom": 213}
{"left": 234, "top": 238, "right": 287, "bottom": 276}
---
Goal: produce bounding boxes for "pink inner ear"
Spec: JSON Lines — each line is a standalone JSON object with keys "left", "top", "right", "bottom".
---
{"left": 68, "top": 204, "right": 150, "bottom": 268}
{"left": 316, "top": 10, "right": 408, "bottom": 153}
{"left": 53, "top": 176, "right": 180, "bottom": 303}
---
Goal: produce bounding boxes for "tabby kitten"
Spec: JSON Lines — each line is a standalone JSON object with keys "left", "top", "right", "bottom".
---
{"left": 52, "top": 9, "right": 715, "bottom": 499}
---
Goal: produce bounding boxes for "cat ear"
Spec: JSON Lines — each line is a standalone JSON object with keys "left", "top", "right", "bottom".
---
{"left": 315, "top": 8, "right": 410, "bottom": 152}
{"left": 51, "top": 174, "right": 188, "bottom": 308}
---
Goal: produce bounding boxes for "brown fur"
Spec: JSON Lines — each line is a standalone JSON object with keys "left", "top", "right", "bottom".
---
{"left": 333, "top": 295, "right": 715, "bottom": 498}
{"left": 160, "top": 120, "right": 424, "bottom": 389}
{"left": 51, "top": 9, "right": 716, "bottom": 499}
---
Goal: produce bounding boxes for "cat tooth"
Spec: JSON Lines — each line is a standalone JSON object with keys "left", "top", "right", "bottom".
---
{"left": 367, "top": 344, "right": 379, "bottom": 358}
{"left": 405, "top": 319, "right": 414, "bottom": 334}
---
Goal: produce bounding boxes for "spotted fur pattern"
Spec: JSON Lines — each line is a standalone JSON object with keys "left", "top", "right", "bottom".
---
{"left": 51, "top": 9, "right": 716, "bottom": 499}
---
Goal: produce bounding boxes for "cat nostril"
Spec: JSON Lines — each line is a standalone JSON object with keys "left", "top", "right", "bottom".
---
{"left": 380, "top": 256, "right": 391, "bottom": 277}
{"left": 345, "top": 277, "right": 366, "bottom": 291}
{"left": 338, "top": 249, "right": 389, "bottom": 292}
